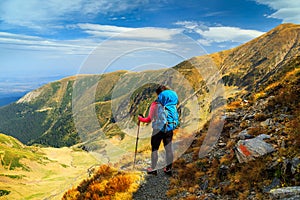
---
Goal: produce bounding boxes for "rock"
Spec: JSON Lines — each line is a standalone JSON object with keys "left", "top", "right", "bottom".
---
{"left": 234, "top": 134, "right": 275, "bottom": 163}
{"left": 237, "top": 129, "right": 254, "bottom": 140}
{"left": 263, "top": 177, "right": 281, "bottom": 192}
{"left": 219, "top": 181, "right": 230, "bottom": 187}
{"left": 256, "top": 134, "right": 271, "bottom": 140}
{"left": 218, "top": 142, "right": 227, "bottom": 147}
{"left": 225, "top": 112, "right": 240, "bottom": 121}
{"left": 268, "top": 160, "right": 280, "bottom": 169}
{"left": 270, "top": 186, "right": 300, "bottom": 199}
{"left": 200, "top": 179, "right": 209, "bottom": 191}
{"left": 260, "top": 118, "right": 274, "bottom": 127}
{"left": 279, "top": 114, "right": 293, "bottom": 121}
{"left": 242, "top": 113, "right": 255, "bottom": 120}
{"left": 291, "top": 157, "right": 300, "bottom": 174}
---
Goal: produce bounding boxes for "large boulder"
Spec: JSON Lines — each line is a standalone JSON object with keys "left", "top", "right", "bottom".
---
{"left": 270, "top": 186, "right": 300, "bottom": 199}
{"left": 234, "top": 134, "right": 275, "bottom": 163}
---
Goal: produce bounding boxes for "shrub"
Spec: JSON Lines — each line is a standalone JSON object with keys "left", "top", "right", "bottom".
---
{"left": 0, "top": 190, "right": 10, "bottom": 197}
{"left": 62, "top": 165, "right": 141, "bottom": 200}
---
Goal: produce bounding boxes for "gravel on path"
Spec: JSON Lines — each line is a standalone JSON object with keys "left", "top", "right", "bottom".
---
{"left": 132, "top": 169, "right": 171, "bottom": 200}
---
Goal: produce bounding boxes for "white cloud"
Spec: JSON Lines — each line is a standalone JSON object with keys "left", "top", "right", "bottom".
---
{"left": 0, "top": 0, "right": 148, "bottom": 29}
{"left": 175, "top": 21, "right": 265, "bottom": 46}
{"left": 0, "top": 21, "right": 195, "bottom": 63}
{"left": 0, "top": 0, "right": 80, "bottom": 27}
{"left": 197, "top": 39, "right": 212, "bottom": 46}
{"left": 0, "top": 25, "right": 206, "bottom": 76}
{"left": 78, "top": 23, "right": 134, "bottom": 34}
{"left": 77, "top": 23, "right": 182, "bottom": 41}
{"left": 121, "top": 28, "right": 181, "bottom": 41}
{"left": 0, "top": 24, "right": 189, "bottom": 61}
{"left": 196, "top": 27, "right": 265, "bottom": 45}
{"left": 0, "top": 31, "right": 95, "bottom": 55}
{"left": 254, "top": 0, "right": 300, "bottom": 23}
{"left": 174, "top": 21, "right": 209, "bottom": 32}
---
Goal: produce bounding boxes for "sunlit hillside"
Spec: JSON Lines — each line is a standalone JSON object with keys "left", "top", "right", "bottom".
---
{"left": 168, "top": 56, "right": 300, "bottom": 199}
{"left": 63, "top": 23, "right": 300, "bottom": 200}
{"left": 0, "top": 23, "right": 299, "bottom": 200}
{"left": 0, "top": 133, "right": 98, "bottom": 199}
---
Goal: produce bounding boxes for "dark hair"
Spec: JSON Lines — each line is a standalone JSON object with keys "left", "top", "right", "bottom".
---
{"left": 156, "top": 85, "right": 167, "bottom": 95}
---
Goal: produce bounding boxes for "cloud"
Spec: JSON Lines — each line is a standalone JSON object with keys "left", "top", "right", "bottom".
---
{"left": 0, "top": 21, "right": 193, "bottom": 61}
{"left": 175, "top": 21, "right": 265, "bottom": 46}
{"left": 174, "top": 21, "right": 209, "bottom": 32}
{"left": 0, "top": 23, "right": 206, "bottom": 76}
{"left": 0, "top": 0, "right": 80, "bottom": 28}
{"left": 196, "top": 27, "right": 265, "bottom": 46}
{"left": 77, "top": 23, "right": 134, "bottom": 36}
{"left": 0, "top": 31, "right": 94, "bottom": 55}
{"left": 254, "top": 0, "right": 300, "bottom": 23}
{"left": 0, "top": 0, "right": 150, "bottom": 29}
{"left": 77, "top": 23, "right": 182, "bottom": 41}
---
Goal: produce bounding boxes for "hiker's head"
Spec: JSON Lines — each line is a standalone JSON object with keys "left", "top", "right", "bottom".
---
{"left": 156, "top": 85, "right": 167, "bottom": 95}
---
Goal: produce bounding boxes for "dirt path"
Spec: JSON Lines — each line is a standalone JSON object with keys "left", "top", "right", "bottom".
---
{"left": 132, "top": 169, "right": 171, "bottom": 200}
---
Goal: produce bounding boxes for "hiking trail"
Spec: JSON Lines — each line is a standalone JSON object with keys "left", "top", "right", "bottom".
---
{"left": 132, "top": 169, "right": 171, "bottom": 200}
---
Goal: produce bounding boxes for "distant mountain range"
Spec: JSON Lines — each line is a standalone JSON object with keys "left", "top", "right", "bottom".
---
{"left": 0, "top": 75, "right": 66, "bottom": 107}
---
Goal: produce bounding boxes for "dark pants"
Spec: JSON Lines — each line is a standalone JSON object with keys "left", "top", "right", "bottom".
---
{"left": 151, "top": 129, "right": 173, "bottom": 170}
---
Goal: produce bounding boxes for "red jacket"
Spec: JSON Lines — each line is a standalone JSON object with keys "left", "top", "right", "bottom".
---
{"left": 138, "top": 102, "right": 157, "bottom": 123}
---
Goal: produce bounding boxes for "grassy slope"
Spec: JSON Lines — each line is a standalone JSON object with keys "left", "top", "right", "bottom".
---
{"left": 167, "top": 55, "right": 300, "bottom": 199}
{"left": 0, "top": 134, "right": 98, "bottom": 200}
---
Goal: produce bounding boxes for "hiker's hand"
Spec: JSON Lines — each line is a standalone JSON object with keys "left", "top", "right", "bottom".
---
{"left": 138, "top": 115, "right": 143, "bottom": 121}
{"left": 138, "top": 114, "right": 144, "bottom": 123}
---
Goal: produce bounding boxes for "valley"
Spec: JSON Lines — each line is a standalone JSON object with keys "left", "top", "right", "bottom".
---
{"left": 0, "top": 134, "right": 98, "bottom": 199}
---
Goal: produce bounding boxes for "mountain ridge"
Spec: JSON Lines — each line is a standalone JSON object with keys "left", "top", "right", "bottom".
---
{"left": 0, "top": 23, "right": 299, "bottom": 148}
{"left": 0, "top": 23, "right": 299, "bottom": 199}
{"left": 208, "top": 23, "right": 300, "bottom": 92}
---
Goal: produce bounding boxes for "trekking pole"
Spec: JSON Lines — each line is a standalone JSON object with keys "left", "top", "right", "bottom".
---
{"left": 133, "top": 117, "right": 141, "bottom": 169}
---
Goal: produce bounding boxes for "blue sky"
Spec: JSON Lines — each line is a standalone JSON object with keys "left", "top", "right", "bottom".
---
{"left": 0, "top": 0, "right": 300, "bottom": 95}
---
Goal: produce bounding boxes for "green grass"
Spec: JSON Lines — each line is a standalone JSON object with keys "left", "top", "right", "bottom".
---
{"left": 0, "top": 174, "right": 25, "bottom": 179}
{"left": 0, "top": 133, "right": 46, "bottom": 170}
{"left": 24, "top": 193, "right": 46, "bottom": 200}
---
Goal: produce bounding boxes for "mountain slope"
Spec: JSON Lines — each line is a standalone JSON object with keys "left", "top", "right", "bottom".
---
{"left": 167, "top": 58, "right": 300, "bottom": 199}
{"left": 0, "top": 23, "right": 299, "bottom": 199}
{"left": 209, "top": 23, "right": 300, "bottom": 93}
{"left": 0, "top": 133, "right": 98, "bottom": 199}
{"left": 0, "top": 23, "right": 299, "bottom": 150}
{"left": 0, "top": 72, "right": 127, "bottom": 147}
{"left": 60, "top": 23, "right": 300, "bottom": 199}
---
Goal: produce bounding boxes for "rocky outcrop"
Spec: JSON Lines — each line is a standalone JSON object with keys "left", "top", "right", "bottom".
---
{"left": 234, "top": 134, "right": 275, "bottom": 163}
{"left": 17, "top": 89, "right": 41, "bottom": 103}
{"left": 270, "top": 186, "right": 300, "bottom": 200}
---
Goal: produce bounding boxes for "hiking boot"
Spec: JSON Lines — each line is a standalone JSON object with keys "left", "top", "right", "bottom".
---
{"left": 146, "top": 167, "right": 157, "bottom": 175}
{"left": 163, "top": 167, "right": 172, "bottom": 175}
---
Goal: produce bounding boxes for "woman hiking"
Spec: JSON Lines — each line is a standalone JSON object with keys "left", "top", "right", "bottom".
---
{"left": 138, "top": 85, "right": 179, "bottom": 175}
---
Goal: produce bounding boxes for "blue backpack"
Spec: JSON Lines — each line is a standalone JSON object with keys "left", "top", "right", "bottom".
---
{"left": 152, "top": 90, "right": 179, "bottom": 132}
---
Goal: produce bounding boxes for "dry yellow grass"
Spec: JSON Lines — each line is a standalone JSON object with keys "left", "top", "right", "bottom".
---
{"left": 0, "top": 147, "right": 98, "bottom": 200}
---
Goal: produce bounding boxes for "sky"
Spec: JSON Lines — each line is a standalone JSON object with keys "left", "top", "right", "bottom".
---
{"left": 0, "top": 0, "right": 300, "bottom": 97}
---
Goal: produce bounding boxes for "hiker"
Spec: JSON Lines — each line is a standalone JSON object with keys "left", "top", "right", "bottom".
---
{"left": 138, "top": 85, "right": 179, "bottom": 175}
